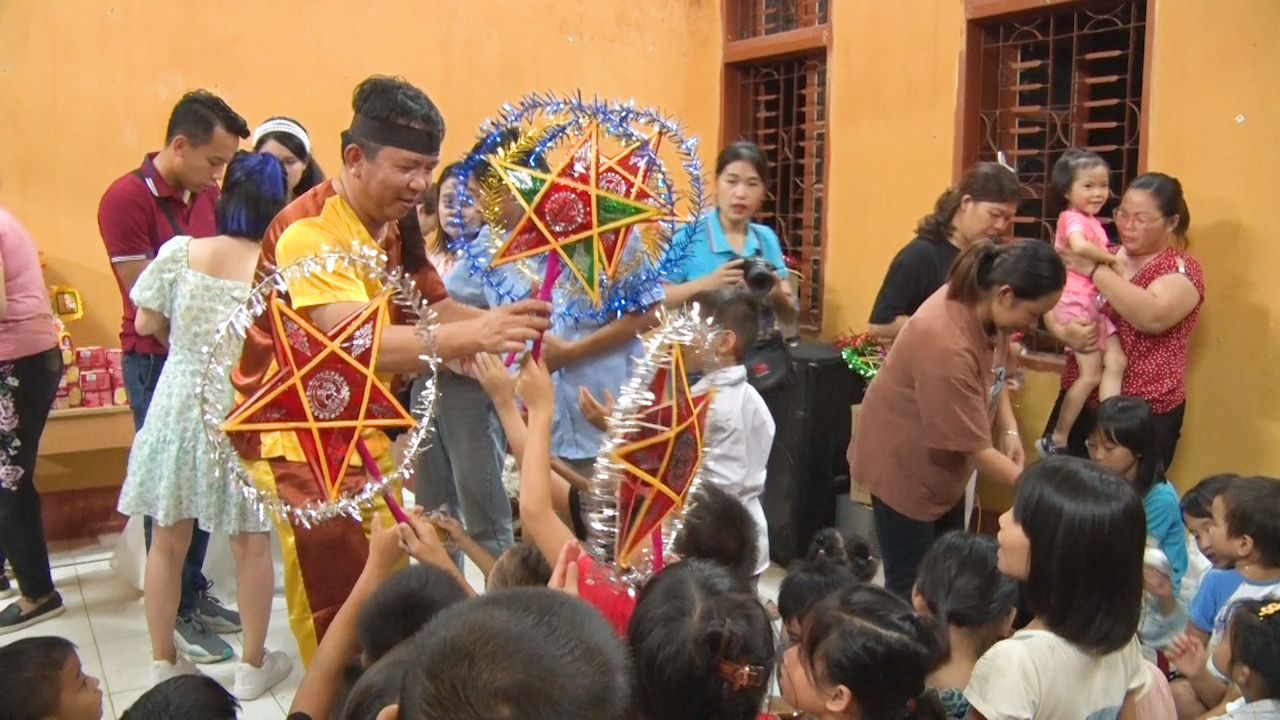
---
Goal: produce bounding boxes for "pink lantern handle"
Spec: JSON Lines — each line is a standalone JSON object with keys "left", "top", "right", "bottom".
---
{"left": 356, "top": 439, "right": 408, "bottom": 525}
{"left": 505, "top": 253, "right": 562, "bottom": 367}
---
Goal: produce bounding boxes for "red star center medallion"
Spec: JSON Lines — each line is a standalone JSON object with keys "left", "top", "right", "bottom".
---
{"left": 610, "top": 345, "right": 713, "bottom": 568}
{"left": 488, "top": 122, "right": 662, "bottom": 304}
{"left": 595, "top": 129, "right": 663, "bottom": 276}
{"left": 222, "top": 290, "right": 415, "bottom": 501}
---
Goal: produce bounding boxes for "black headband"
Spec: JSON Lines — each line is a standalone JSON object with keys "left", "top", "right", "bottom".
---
{"left": 348, "top": 114, "right": 441, "bottom": 156}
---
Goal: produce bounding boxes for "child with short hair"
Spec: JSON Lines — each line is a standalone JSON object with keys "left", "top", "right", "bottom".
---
{"left": 1040, "top": 149, "right": 1127, "bottom": 456}
{"left": 337, "top": 643, "right": 415, "bottom": 720}
{"left": 628, "top": 559, "right": 775, "bottom": 720}
{"left": 1167, "top": 476, "right": 1280, "bottom": 718}
{"left": 1182, "top": 476, "right": 1245, "bottom": 649}
{"left": 355, "top": 564, "right": 468, "bottom": 664}
{"left": 0, "top": 636, "right": 103, "bottom": 720}
{"left": 121, "top": 675, "right": 239, "bottom": 720}
{"left": 966, "top": 457, "right": 1151, "bottom": 718}
{"left": 1208, "top": 598, "right": 1280, "bottom": 718}
{"left": 780, "top": 582, "right": 945, "bottom": 719}
{"left": 912, "top": 531, "right": 1018, "bottom": 720}
{"left": 486, "top": 542, "right": 553, "bottom": 591}
{"left": 399, "top": 587, "right": 632, "bottom": 720}
{"left": 688, "top": 288, "right": 776, "bottom": 580}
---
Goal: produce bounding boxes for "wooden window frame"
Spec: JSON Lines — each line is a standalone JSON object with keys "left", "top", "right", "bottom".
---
{"left": 954, "top": 0, "right": 1156, "bottom": 367}
{"left": 721, "top": 1, "right": 833, "bottom": 335}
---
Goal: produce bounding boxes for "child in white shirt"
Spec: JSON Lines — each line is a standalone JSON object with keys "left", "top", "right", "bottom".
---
{"left": 687, "top": 288, "right": 776, "bottom": 581}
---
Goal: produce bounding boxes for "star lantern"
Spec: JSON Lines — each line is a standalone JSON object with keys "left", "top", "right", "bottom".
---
{"left": 222, "top": 290, "right": 415, "bottom": 502}
{"left": 609, "top": 344, "right": 713, "bottom": 568}
{"left": 488, "top": 122, "right": 664, "bottom": 304}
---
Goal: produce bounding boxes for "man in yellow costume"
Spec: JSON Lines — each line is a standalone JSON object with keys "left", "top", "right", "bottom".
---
{"left": 232, "top": 76, "right": 550, "bottom": 663}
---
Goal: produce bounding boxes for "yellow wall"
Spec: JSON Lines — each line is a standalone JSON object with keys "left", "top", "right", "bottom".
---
{"left": 0, "top": 0, "right": 722, "bottom": 490}
{"left": 823, "top": 0, "right": 965, "bottom": 335}
{"left": 824, "top": 0, "right": 1280, "bottom": 509}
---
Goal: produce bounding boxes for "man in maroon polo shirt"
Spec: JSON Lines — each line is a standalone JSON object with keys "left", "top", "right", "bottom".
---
{"left": 97, "top": 90, "right": 247, "bottom": 664}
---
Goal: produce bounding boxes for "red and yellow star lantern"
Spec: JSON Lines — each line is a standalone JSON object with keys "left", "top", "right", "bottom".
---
{"left": 610, "top": 344, "right": 713, "bottom": 568}
{"left": 222, "top": 290, "right": 415, "bottom": 501}
{"left": 488, "top": 122, "right": 664, "bottom": 304}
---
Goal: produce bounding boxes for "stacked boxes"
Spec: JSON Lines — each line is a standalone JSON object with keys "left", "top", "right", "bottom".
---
{"left": 53, "top": 345, "right": 129, "bottom": 410}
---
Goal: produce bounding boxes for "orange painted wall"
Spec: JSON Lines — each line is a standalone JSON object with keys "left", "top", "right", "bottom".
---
{"left": 0, "top": 0, "right": 722, "bottom": 490}
{"left": 823, "top": 0, "right": 1280, "bottom": 511}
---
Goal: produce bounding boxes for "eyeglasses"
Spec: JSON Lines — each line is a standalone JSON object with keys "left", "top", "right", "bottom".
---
{"left": 1112, "top": 208, "right": 1161, "bottom": 226}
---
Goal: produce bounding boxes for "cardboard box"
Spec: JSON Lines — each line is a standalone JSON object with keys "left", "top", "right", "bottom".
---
{"left": 76, "top": 346, "right": 107, "bottom": 370}
{"left": 80, "top": 370, "right": 111, "bottom": 392}
{"left": 52, "top": 395, "right": 71, "bottom": 411}
{"left": 82, "top": 390, "right": 111, "bottom": 408}
{"left": 109, "top": 367, "right": 125, "bottom": 389}
{"left": 848, "top": 403, "right": 872, "bottom": 506}
{"left": 106, "top": 349, "right": 124, "bottom": 372}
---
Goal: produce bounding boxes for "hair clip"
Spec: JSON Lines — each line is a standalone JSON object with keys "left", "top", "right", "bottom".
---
{"left": 1260, "top": 602, "right": 1280, "bottom": 619}
{"left": 716, "top": 660, "right": 765, "bottom": 691}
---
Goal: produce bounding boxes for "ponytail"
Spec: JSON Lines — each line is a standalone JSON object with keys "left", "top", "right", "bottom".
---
{"left": 947, "top": 239, "right": 1065, "bottom": 305}
{"left": 915, "top": 162, "right": 1020, "bottom": 244}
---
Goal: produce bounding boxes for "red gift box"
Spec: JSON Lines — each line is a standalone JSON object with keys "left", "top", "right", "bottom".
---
{"left": 109, "top": 367, "right": 125, "bottom": 389}
{"left": 82, "top": 390, "right": 111, "bottom": 408}
{"left": 80, "top": 370, "right": 111, "bottom": 392}
{"left": 106, "top": 349, "right": 124, "bottom": 372}
{"left": 76, "top": 346, "right": 108, "bottom": 370}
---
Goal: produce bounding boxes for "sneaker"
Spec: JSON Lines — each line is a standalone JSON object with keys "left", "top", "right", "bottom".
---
{"left": 198, "top": 585, "right": 242, "bottom": 634}
{"left": 0, "top": 576, "right": 15, "bottom": 600}
{"left": 174, "top": 614, "right": 234, "bottom": 664}
{"left": 0, "top": 592, "right": 65, "bottom": 634}
{"left": 1035, "top": 436, "right": 1061, "bottom": 458}
{"left": 233, "top": 650, "right": 293, "bottom": 700}
{"left": 149, "top": 656, "right": 200, "bottom": 687}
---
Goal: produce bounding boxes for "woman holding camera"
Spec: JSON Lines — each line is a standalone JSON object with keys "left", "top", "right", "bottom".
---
{"left": 663, "top": 142, "right": 798, "bottom": 331}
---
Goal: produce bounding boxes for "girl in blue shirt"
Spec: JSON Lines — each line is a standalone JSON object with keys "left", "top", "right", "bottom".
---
{"left": 663, "top": 142, "right": 798, "bottom": 332}
{"left": 1088, "top": 396, "right": 1189, "bottom": 650}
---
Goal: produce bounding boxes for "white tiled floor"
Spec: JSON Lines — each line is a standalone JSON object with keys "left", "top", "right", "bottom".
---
{"left": 2, "top": 536, "right": 791, "bottom": 720}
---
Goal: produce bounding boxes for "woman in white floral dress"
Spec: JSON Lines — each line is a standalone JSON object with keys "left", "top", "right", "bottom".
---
{"left": 117, "top": 151, "right": 293, "bottom": 698}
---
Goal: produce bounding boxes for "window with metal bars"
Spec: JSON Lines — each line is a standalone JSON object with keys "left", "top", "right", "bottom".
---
{"left": 969, "top": 0, "right": 1148, "bottom": 353}
{"left": 733, "top": 0, "right": 829, "bottom": 40}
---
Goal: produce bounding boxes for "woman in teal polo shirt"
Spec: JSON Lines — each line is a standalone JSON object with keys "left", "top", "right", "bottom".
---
{"left": 664, "top": 142, "right": 799, "bottom": 329}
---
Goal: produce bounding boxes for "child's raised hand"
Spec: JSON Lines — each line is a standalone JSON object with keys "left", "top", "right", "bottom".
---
{"left": 548, "top": 540, "right": 582, "bottom": 597}
{"left": 473, "top": 353, "right": 517, "bottom": 404}
{"left": 396, "top": 511, "right": 453, "bottom": 570}
{"left": 577, "top": 386, "right": 615, "bottom": 432}
{"left": 432, "top": 514, "right": 467, "bottom": 541}
{"left": 516, "top": 356, "right": 555, "bottom": 413}
{"left": 366, "top": 510, "right": 405, "bottom": 576}
{"left": 1143, "top": 566, "right": 1175, "bottom": 600}
{"left": 1165, "top": 633, "right": 1208, "bottom": 679}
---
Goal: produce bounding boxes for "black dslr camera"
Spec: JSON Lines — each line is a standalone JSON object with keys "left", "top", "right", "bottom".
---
{"left": 740, "top": 254, "right": 777, "bottom": 294}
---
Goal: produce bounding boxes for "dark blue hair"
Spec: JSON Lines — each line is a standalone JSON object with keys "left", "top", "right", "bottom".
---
{"left": 215, "top": 150, "right": 289, "bottom": 241}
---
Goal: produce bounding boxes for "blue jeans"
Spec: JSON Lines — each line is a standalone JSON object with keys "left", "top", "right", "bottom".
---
{"left": 123, "top": 351, "right": 209, "bottom": 617}
{"left": 414, "top": 371, "right": 513, "bottom": 566}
